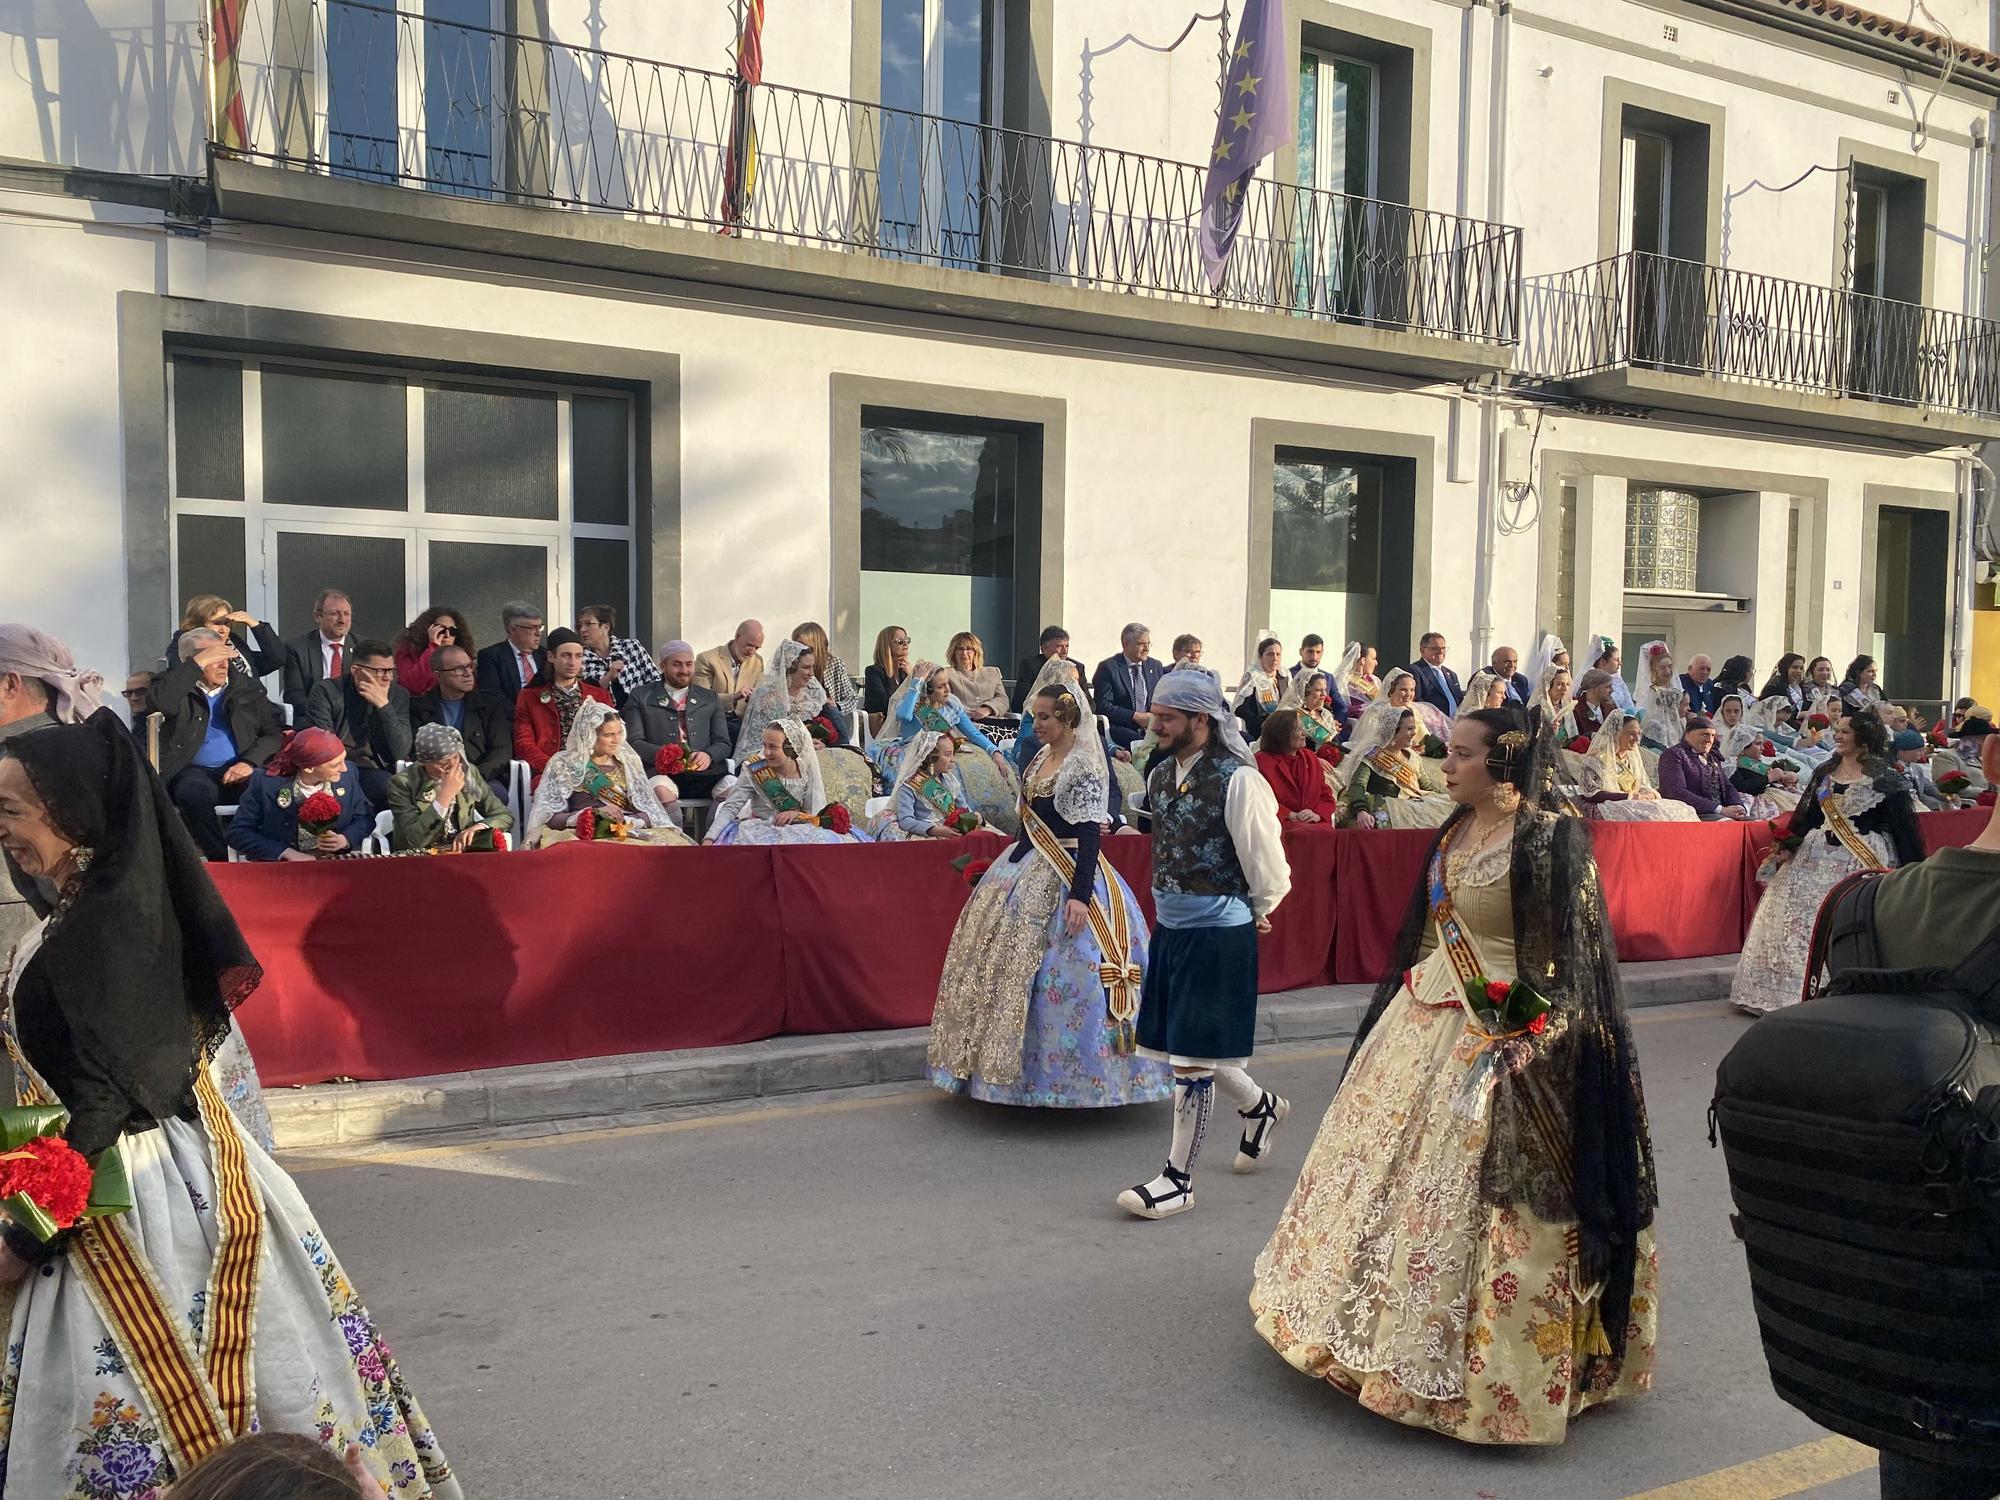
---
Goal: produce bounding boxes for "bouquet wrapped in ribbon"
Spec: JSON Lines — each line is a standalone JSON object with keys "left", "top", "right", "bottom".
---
{"left": 295, "top": 789, "right": 344, "bottom": 854}
{"left": 0, "top": 1106, "right": 132, "bottom": 1243}
{"left": 951, "top": 809, "right": 982, "bottom": 835}
{"left": 1938, "top": 770, "right": 1972, "bottom": 801}
{"left": 1451, "top": 973, "right": 1552, "bottom": 1121}
{"left": 805, "top": 716, "right": 837, "bottom": 745}
{"left": 653, "top": 744, "right": 686, "bottom": 777}
{"left": 573, "top": 808, "right": 632, "bottom": 842}
{"left": 814, "top": 803, "right": 852, "bottom": 836}
{"left": 951, "top": 853, "right": 995, "bottom": 888}
{"left": 1766, "top": 815, "right": 1803, "bottom": 853}
{"left": 463, "top": 826, "right": 509, "bottom": 853}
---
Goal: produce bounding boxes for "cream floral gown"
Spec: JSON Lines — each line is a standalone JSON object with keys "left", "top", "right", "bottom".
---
{"left": 1248, "top": 834, "right": 1659, "bottom": 1444}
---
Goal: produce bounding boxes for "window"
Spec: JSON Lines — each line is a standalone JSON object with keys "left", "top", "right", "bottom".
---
{"left": 878, "top": 0, "right": 1002, "bottom": 266}
{"left": 1844, "top": 166, "right": 1927, "bottom": 402}
{"left": 1873, "top": 505, "right": 1951, "bottom": 701}
{"left": 1269, "top": 450, "right": 1384, "bottom": 652}
{"left": 167, "top": 352, "right": 634, "bottom": 650}
{"left": 1554, "top": 482, "right": 1577, "bottom": 647}
{"left": 1295, "top": 51, "right": 1383, "bottom": 319}
{"left": 860, "top": 412, "right": 1021, "bottom": 662}
{"left": 325, "top": 0, "right": 498, "bottom": 194}
{"left": 1612, "top": 103, "right": 1714, "bottom": 370}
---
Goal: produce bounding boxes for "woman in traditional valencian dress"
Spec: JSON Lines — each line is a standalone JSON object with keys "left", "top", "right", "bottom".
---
{"left": 1250, "top": 707, "right": 1659, "bottom": 1445}
{"left": 874, "top": 662, "right": 1017, "bottom": 831}
{"left": 0, "top": 711, "right": 459, "bottom": 1496}
{"left": 927, "top": 680, "right": 1169, "bottom": 1109}
{"left": 1334, "top": 641, "right": 1380, "bottom": 723}
{"left": 1523, "top": 632, "right": 1568, "bottom": 696}
{"left": 1231, "top": 637, "right": 1288, "bottom": 740}
{"left": 524, "top": 700, "right": 691, "bottom": 847}
{"left": 1728, "top": 708, "right": 1924, "bottom": 1016}
{"left": 1339, "top": 704, "right": 1452, "bottom": 830}
{"left": 1576, "top": 712, "right": 1697, "bottom": 823}
{"left": 1274, "top": 671, "right": 1345, "bottom": 795}
{"left": 1379, "top": 666, "right": 1452, "bottom": 743}
{"left": 736, "top": 640, "right": 841, "bottom": 762}
{"left": 1716, "top": 693, "right": 1801, "bottom": 818}
{"left": 1634, "top": 641, "right": 1687, "bottom": 752}
{"left": 871, "top": 730, "right": 984, "bottom": 842}
{"left": 706, "top": 719, "right": 870, "bottom": 846}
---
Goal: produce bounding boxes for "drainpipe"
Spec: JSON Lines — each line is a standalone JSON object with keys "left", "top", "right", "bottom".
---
{"left": 1471, "top": 0, "right": 1510, "bottom": 661}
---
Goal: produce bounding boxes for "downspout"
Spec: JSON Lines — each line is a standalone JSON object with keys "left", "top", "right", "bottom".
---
{"left": 1471, "top": 0, "right": 1510, "bottom": 661}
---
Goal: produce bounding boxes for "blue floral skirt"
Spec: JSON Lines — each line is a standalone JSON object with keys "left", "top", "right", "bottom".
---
{"left": 926, "top": 849, "right": 1171, "bottom": 1108}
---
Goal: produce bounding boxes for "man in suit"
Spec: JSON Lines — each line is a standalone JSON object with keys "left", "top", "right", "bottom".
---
{"left": 694, "top": 620, "right": 766, "bottom": 732}
{"left": 623, "top": 641, "right": 734, "bottom": 806}
{"left": 1490, "top": 645, "right": 1532, "bottom": 705}
{"left": 152, "top": 627, "right": 284, "bottom": 858}
{"left": 1011, "top": 625, "right": 1085, "bottom": 714}
{"left": 475, "top": 601, "right": 547, "bottom": 720}
{"left": 411, "top": 643, "right": 511, "bottom": 796}
{"left": 1409, "top": 632, "right": 1464, "bottom": 719}
{"left": 280, "top": 589, "right": 355, "bottom": 714}
{"left": 1092, "top": 622, "right": 1165, "bottom": 751}
{"left": 1681, "top": 654, "right": 1722, "bottom": 717}
{"left": 302, "top": 637, "right": 413, "bottom": 812}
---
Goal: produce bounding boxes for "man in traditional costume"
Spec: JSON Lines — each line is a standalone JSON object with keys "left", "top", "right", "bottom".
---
{"left": 1118, "top": 672, "right": 1292, "bottom": 1219}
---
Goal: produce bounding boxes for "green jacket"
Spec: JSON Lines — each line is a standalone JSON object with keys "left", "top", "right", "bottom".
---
{"left": 386, "top": 766, "right": 514, "bottom": 852}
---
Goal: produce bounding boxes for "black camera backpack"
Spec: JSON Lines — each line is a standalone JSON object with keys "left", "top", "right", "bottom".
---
{"left": 1711, "top": 872, "right": 2000, "bottom": 1466}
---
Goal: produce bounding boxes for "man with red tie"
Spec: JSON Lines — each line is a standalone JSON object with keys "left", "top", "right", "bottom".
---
{"left": 280, "top": 589, "right": 354, "bottom": 714}
{"left": 475, "top": 601, "right": 548, "bottom": 722}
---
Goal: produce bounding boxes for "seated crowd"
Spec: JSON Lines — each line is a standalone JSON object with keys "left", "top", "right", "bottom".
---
{"left": 97, "top": 599, "right": 1999, "bottom": 863}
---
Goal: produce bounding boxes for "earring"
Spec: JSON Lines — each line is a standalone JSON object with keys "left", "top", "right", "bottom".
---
{"left": 1491, "top": 783, "right": 1521, "bottom": 814}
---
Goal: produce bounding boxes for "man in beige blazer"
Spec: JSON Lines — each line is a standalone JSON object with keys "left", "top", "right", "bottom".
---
{"left": 694, "top": 619, "right": 766, "bottom": 732}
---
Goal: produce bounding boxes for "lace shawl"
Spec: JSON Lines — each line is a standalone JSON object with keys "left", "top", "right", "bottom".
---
{"left": 1345, "top": 807, "right": 1658, "bottom": 1368}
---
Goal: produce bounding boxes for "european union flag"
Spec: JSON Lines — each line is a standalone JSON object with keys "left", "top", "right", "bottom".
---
{"left": 1199, "top": 0, "right": 1294, "bottom": 292}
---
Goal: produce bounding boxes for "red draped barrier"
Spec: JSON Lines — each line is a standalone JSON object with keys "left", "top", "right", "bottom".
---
{"left": 1331, "top": 819, "right": 1758, "bottom": 984}
{"left": 211, "top": 813, "right": 1990, "bottom": 1087}
{"left": 211, "top": 845, "right": 788, "bottom": 1086}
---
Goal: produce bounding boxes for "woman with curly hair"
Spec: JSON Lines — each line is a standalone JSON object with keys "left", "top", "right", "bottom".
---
{"left": 1729, "top": 707, "right": 1924, "bottom": 1015}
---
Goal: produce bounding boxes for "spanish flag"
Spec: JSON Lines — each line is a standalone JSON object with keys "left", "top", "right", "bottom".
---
{"left": 721, "top": 0, "right": 765, "bottom": 233}
{"left": 211, "top": 0, "right": 249, "bottom": 152}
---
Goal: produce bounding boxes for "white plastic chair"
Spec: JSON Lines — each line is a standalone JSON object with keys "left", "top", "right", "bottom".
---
{"left": 507, "top": 760, "right": 532, "bottom": 828}
{"left": 364, "top": 809, "right": 394, "bottom": 854}
{"left": 863, "top": 796, "right": 891, "bottom": 818}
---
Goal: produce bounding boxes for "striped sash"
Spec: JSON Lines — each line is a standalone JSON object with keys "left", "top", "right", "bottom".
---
{"left": 1020, "top": 803, "right": 1141, "bottom": 1043}
{"left": 1368, "top": 748, "right": 1426, "bottom": 798}
{"left": 747, "top": 757, "right": 808, "bottom": 814}
{"left": 4, "top": 1025, "right": 262, "bottom": 1471}
{"left": 1818, "top": 778, "right": 1886, "bottom": 871}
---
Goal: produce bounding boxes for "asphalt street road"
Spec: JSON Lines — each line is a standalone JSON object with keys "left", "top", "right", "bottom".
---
{"left": 289, "top": 1001, "right": 1884, "bottom": 1500}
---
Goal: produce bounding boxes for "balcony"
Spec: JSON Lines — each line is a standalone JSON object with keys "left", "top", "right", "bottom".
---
{"left": 1521, "top": 251, "right": 2000, "bottom": 443}
{"left": 210, "top": 0, "right": 1520, "bottom": 377}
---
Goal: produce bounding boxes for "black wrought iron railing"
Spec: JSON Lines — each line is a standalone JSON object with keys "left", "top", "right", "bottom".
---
{"left": 1521, "top": 251, "right": 2000, "bottom": 418}
{"left": 213, "top": 0, "right": 1520, "bottom": 345}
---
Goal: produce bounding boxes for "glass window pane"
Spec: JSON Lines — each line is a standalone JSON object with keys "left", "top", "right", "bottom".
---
{"left": 327, "top": 0, "right": 398, "bottom": 182}
{"left": 263, "top": 366, "right": 409, "bottom": 510}
{"left": 424, "top": 383, "right": 557, "bottom": 518}
{"left": 175, "top": 514, "right": 248, "bottom": 627}
{"left": 428, "top": 539, "right": 549, "bottom": 656}
{"left": 1330, "top": 58, "right": 1373, "bottom": 199}
{"left": 860, "top": 418, "right": 1016, "bottom": 662}
{"left": 274, "top": 529, "right": 407, "bottom": 644}
{"left": 573, "top": 538, "right": 631, "bottom": 642}
{"left": 424, "top": 0, "right": 493, "bottom": 195}
{"left": 1271, "top": 451, "right": 1382, "bottom": 650}
{"left": 172, "top": 356, "right": 244, "bottom": 502}
{"left": 572, "top": 394, "right": 631, "bottom": 526}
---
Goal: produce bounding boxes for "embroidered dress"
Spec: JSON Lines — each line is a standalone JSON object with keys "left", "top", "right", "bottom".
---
{"left": 928, "top": 747, "right": 1169, "bottom": 1108}
{"left": 1636, "top": 681, "right": 1686, "bottom": 751}
{"left": 0, "top": 927, "right": 460, "bottom": 1499}
{"left": 1342, "top": 750, "right": 1453, "bottom": 830}
{"left": 1729, "top": 765, "right": 1922, "bottom": 1016}
{"left": 1576, "top": 752, "right": 1697, "bottom": 824}
{"left": 872, "top": 676, "right": 1017, "bottom": 832}
{"left": 1249, "top": 827, "right": 1659, "bottom": 1444}
{"left": 707, "top": 760, "right": 870, "bottom": 846}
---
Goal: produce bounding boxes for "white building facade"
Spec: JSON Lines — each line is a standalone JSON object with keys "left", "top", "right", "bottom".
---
{"left": 4, "top": 0, "right": 1997, "bottom": 709}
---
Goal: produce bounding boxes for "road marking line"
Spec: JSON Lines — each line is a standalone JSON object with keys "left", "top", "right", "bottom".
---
{"left": 1619, "top": 1435, "right": 1875, "bottom": 1500}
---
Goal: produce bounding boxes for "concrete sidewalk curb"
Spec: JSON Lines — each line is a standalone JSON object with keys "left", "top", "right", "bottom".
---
{"left": 268, "top": 955, "right": 1739, "bottom": 1152}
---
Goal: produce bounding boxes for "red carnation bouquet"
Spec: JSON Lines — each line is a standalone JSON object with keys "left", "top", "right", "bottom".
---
{"left": 653, "top": 744, "right": 686, "bottom": 777}
{"left": 295, "top": 789, "right": 345, "bottom": 855}
{"left": 806, "top": 716, "right": 837, "bottom": 745}
{"left": 814, "top": 803, "right": 852, "bottom": 835}
{"left": 956, "top": 856, "right": 994, "bottom": 888}
{"left": 1566, "top": 734, "right": 1593, "bottom": 754}
{"left": 1467, "top": 974, "right": 1551, "bottom": 1037}
{"left": 1761, "top": 739, "right": 1777, "bottom": 757}
{"left": 1807, "top": 713, "right": 1832, "bottom": 731}
{"left": 1938, "top": 770, "right": 1973, "bottom": 800}
{"left": 574, "top": 808, "right": 631, "bottom": 842}
{"left": 1322, "top": 744, "right": 1345, "bottom": 768}
{"left": 0, "top": 1106, "right": 132, "bottom": 1243}
{"left": 951, "top": 810, "right": 982, "bottom": 834}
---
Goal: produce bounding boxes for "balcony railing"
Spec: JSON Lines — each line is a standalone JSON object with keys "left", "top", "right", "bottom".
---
{"left": 1521, "top": 251, "right": 2000, "bottom": 419}
{"left": 214, "top": 0, "right": 1521, "bottom": 346}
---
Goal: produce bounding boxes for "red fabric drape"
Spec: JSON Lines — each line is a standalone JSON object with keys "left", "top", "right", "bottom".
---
{"left": 213, "top": 814, "right": 1991, "bottom": 1086}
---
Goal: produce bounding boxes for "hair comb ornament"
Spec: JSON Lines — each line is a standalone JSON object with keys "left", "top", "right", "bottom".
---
{"left": 1496, "top": 730, "right": 1529, "bottom": 755}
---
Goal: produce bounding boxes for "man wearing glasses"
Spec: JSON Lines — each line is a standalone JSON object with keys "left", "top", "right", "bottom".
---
{"left": 301, "top": 637, "right": 414, "bottom": 812}
{"left": 411, "top": 644, "right": 511, "bottom": 797}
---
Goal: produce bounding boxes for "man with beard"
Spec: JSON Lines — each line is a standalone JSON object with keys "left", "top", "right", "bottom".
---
{"left": 1118, "top": 671, "right": 1293, "bottom": 1220}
